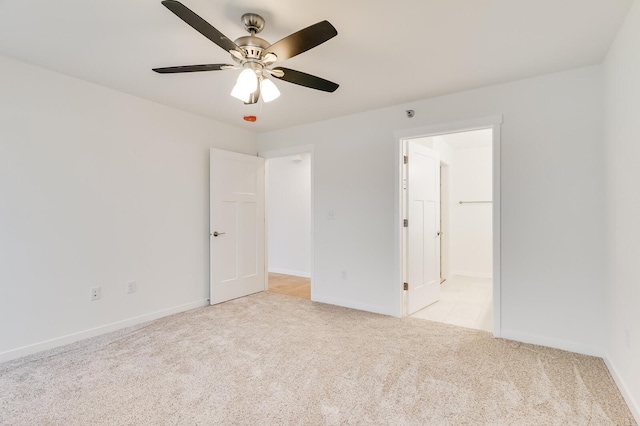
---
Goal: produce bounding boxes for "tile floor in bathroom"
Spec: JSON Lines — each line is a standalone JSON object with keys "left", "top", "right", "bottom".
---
{"left": 411, "top": 275, "right": 493, "bottom": 333}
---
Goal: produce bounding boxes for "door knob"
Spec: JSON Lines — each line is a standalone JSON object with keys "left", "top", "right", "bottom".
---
{"left": 213, "top": 231, "right": 225, "bottom": 237}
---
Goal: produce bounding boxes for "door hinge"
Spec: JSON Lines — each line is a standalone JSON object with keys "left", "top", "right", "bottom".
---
{"left": 403, "top": 282, "right": 408, "bottom": 291}
{"left": 403, "top": 155, "right": 408, "bottom": 164}
{"left": 403, "top": 219, "right": 408, "bottom": 227}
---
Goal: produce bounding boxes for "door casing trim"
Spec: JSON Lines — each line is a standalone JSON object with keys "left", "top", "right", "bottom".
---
{"left": 260, "top": 145, "right": 315, "bottom": 301}
{"left": 394, "top": 115, "right": 503, "bottom": 337}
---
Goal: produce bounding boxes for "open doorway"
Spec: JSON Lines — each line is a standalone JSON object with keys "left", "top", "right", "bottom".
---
{"left": 265, "top": 152, "right": 312, "bottom": 300}
{"left": 401, "top": 126, "right": 497, "bottom": 334}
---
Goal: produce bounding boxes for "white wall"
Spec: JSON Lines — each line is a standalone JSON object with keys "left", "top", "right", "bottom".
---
{"left": 0, "top": 55, "right": 258, "bottom": 360}
{"left": 450, "top": 145, "right": 493, "bottom": 278}
{"left": 267, "top": 154, "right": 311, "bottom": 277}
{"left": 412, "top": 136, "right": 454, "bottom": 166}
{"left": 603, "top": 0, "right": 640, "bottom": 419}
{"left": 259, "top": 65, "right": 605, "bottom": 355}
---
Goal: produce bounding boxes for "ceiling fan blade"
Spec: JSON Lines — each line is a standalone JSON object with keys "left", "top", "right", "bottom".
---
{"left": 272, "top": 67, "right": 339, "bottom": 92}
{"left": 152, "top": 64, "right": 233, "bottom": 73}
{"left": 264, "top": 21, "right": 337, "bottom": 61}
{"left": 161, "top": 0, "right": 242, "bottom": 54}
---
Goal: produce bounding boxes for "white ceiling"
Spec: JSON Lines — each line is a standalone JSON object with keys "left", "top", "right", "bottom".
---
{"left": 0, "top": 0, "right": 632, "bottom": 133}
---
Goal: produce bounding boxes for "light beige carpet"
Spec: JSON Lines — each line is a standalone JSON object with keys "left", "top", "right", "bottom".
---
{"left": 0, "top": 292, "right": 635, "bottom": 425}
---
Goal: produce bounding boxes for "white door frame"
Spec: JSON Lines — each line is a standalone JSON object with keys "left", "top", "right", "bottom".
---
{"left": 260, "top": 145, "right": 315, "bottom": 300}
{"left": 394, "top": 115, "right": 503, "bottom": 337}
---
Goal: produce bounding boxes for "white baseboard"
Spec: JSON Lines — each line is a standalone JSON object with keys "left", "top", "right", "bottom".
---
{"left": 313, "top": 294, "right": 399, "bottom": 318}
{"left": 0, "top": 299, "right": 209, "bottom": 363}
{"left": 500, "top": 329, "right": 603, "bottom": 357}
{"left": 268, "top": 268, "right": 311, "bottom": 278}
{"left": 604, "top": 355, "right": 640, "bottom": 424}
{"left": 453, "top": 271, "right": 493, "bottom": 279}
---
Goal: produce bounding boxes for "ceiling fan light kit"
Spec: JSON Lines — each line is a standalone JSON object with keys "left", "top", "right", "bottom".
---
{"left": 260, "top": 78, "right": 281, "bottom": 103}
{"left": 231, "top": 68, "right": 259, "bottom": 102}
{"left": 152, "top": 0, "right": 339, "bottom": 109}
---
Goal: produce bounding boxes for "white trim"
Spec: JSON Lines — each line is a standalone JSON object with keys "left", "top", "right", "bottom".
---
{"left": 0, "top": 299, "right": 209, "bottom": 363}
{"left": 395, "top": 140, "right": 405, "bottom": 317}
{"left": 395, "top": 115, "right": 503, "bottom": 337}
{"left": 260, "top": 145, "right": 315, "bottom": 301}
{"left": 394, "top": 115, "right": 504, "bottom": 141}
{"left": 314, "top": 295, "right": 399, "bottom": 317}
{"left": 500, "top": 329, "right": 603, "bottom": 357}
{"left": 268, "top": 268, "right": 311, "bottom": 278}
{"left": 492, "top": 121, "right": 502, "bottom": 338}
{"left": 604, "top": 355, "right": 640, "bottom": 424}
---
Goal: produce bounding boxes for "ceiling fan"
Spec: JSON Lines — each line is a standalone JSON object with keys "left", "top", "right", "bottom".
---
{"left": 153, "top": 0, "right": 339, "bottom": 104}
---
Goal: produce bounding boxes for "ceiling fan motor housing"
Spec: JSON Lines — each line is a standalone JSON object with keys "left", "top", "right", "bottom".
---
{"left": 234, "top": 35, "right": 270, "bottom": 60}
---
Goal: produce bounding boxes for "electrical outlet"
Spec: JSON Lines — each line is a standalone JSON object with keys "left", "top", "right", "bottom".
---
{"left": 341, "top": 270, "right": 348, "bottom": 280}
{"left": 328, "top": 211, "right": 336, "bottom": 220}
{"left": 126, "top": 281, "right": 137, "bottom": 294}
{"left": 90, "top": 286, "right": 101, "bottom": 301}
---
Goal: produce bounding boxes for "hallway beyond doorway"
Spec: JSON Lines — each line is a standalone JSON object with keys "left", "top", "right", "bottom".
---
{"left": 411, "top": 275, "right": 492, "bottom": 332}
{"left": 267, "top": 273, "right": 311, "bottom": 300}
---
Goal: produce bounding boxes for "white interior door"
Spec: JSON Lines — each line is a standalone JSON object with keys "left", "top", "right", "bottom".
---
{"left": 406, "top": 142, "right": 441, "bottom": 315}
{"left": 210, "top": 149, "right": 265, "bottom": 305}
